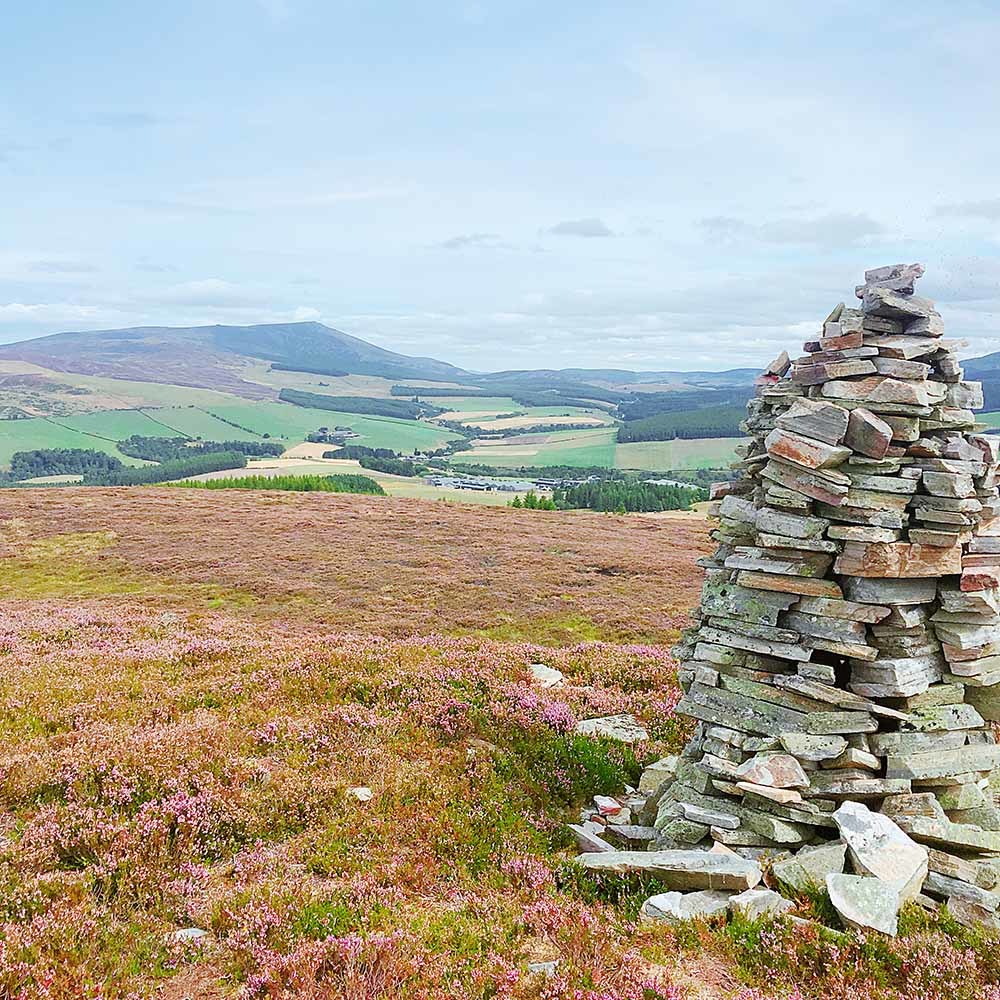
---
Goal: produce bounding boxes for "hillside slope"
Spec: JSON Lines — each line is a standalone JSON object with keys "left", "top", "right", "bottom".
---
{"left": 0, "top": 322, "right": 470, "bottom": 397}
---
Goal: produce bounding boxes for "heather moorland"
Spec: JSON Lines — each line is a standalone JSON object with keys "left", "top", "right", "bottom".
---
{"left": 1, "top": 490, "right": 999, "bottom": 1000}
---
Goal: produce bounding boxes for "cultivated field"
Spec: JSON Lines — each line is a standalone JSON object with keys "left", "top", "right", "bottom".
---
{"left": 0, "top": 402, "right": 460, "bottom": 468}
{"left": 615, "top": 437, "right": 744, "bottom": 471}
{"left": 1, "top": 490, "right": 996, "bottom": 999}
{"left": 463, "top": 426, "right": 619, "bottom": 468}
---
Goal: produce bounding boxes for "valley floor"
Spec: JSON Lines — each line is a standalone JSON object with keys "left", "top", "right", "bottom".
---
{"left": 1, "top": 491, "right": 998, "bottom": 999}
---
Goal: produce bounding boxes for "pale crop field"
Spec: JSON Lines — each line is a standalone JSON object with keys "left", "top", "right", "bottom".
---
{"left": 464, "top": 426, "right": 618, "bottom": 467}
{"left": 614, "top": 436, "right": 744, "bottom": 471}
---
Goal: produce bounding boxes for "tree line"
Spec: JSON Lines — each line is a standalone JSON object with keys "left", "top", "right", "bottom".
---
{"left": 616, "top": 404, "right": 746, "bottom": 442}
{"left": 279, "top": 389, "right": 443, "bottom": 420}
{"left": 617, "top": 388, "right": 751, "bottom": 421}
{"left": 553, "top": 480, "right": 706, "bottom": 512}
{"left": 117, "top": 436, "right": 284, "bottom": 462}
{"left": 6, "top": 448, "right": 124, "bottom": 481}
{"left": 86, "top": 451, "right": 249, "bottom": 485}
{"left": 167, "top": 473, "right": 386, "bottom": 494}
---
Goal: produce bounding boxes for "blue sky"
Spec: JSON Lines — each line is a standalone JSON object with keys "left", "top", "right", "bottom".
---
{"left": 2, "top": 0, "right": 999, "bottom": 372}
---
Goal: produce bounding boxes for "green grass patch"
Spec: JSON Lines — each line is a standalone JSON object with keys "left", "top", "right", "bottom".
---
{"left": 464, "top": 427, "right": 618, "bottom": 469}
{"left": 614, "top": 436, "right": 745, "bottom": 471}
{"left": 468, "top": 612, "right": 612, "bottom": 645}
{"left": 0, "top": 531, "right": 256, "bottom": 609}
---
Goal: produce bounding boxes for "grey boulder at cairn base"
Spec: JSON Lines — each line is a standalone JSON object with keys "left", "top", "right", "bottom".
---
{"left": 663, "top": 263, "right": 1000, "bottom": 921}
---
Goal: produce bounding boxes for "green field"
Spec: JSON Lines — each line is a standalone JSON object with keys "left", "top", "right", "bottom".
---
{"left": 39, "top": 372, "right": 257, "bottom": 409}
{"left": 465, "top": 405, "right": 614, "bottom": 425}
{"left": 0, "top": 402, "right": 461, "bottom": 469}
{"left": 978, "top": 412, "right": 1000, "bottom": 428}
{"left": 463, "top": 427, "right": 618, "bottom": 468}
{"left": 614, "top": 436, "right": 744, "bottom": 471}
{"left": 427, "top": 396, "right": 526, "bottom": 414}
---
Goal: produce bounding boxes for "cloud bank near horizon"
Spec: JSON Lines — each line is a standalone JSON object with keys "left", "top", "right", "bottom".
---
{"left": 2, "top": 1, "right": 998, "bottom": 371}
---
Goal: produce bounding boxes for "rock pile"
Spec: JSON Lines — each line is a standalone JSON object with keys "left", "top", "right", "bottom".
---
{"left": 572, "top": 265, "right": 1000, "bottom": 934}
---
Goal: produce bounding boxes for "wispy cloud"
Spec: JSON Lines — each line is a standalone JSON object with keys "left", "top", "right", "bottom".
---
{"left": 547, "top": 218, "right": 614, "bottom": 238}
{"left": 29, "top": 260, "right": 100, "bottom": 275}
{"left": 436, "top": 232, "right": 508, "bottom": 250}
{"left": 700, "top": 212, "right": 884, "bottom": 246}
{"left": 934, "top": 198, "right": 1000, "bottom": 221}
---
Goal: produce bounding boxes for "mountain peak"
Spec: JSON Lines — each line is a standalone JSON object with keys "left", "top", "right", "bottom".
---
{"left": 0, "top": 320, "right": 470, "bottom": 397}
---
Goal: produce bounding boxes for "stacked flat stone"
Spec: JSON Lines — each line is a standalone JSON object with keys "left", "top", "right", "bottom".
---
{"left": 652, "top": 264, "right": 1000, "bottom": 927}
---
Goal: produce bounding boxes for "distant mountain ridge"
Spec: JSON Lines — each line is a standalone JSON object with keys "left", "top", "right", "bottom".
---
{"left": 0, "top": 321, "right": 761, "bottom": 397}
{"left": 5, "top": 322, "right": 1000, "bottom": 404}
{"left": 0, "top": 322, "right": 472, "bottom": 397}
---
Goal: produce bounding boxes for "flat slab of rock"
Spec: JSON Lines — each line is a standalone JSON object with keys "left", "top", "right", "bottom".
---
{"left": 780, "top": 734, "right": 848, "bottom": 762}
{"left": 827, "top": 873, "right": 901, "bottom": 935}
{"left": 576, "top": 849, "right": 762, "bottom": 891}
{"left": 575, "top": 715, "right": 649, "bottom": 744}
{"left": 640, "top": 889, "right": 733, "bottom": 923}
{"left": 772, "top": 841, "right": 847, "bottom": 893}
{"left": 835, "top": 541, "right": 963, "bottom": 579}
{"left": 730, "top": 887, "right": 796, "bottom": 920}
{"left": 893, "top": 816, "right": 1000, "bottom": 854}
{"left": 833, "top": 801, "right": 927, "bottom": 900}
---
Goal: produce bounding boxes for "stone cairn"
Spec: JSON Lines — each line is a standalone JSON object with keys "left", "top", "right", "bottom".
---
{"left": 570, "top": 265, "right": 1000, "bottom": 935}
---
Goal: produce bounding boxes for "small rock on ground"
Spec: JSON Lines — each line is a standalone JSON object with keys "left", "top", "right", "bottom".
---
{"left": 575, "top": 714, "right": 649, "bottom": 744}
{"left": 529, "top": 663, "right": 564, "bottom": 688}
{"left": 641, "top": 889, "right": 733, "bottom": 923}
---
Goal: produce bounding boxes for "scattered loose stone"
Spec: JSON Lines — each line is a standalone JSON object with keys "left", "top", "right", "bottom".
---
{"left": 527, "top": 960, "right": 560, "bottom": 976}
{"left": 575, "top": 715, "right": 649, "bottom": 744}
{"left": 833, "top": 801, "right": 928, "bottom": 900}
{"left": 568, "top": 823, "right": 615, "bottom": 853}
{"left": 640, "top": 889, "right": 733, "bottom": 923}
{"left": 171, "top": 927, "right": 209, "bottom": 943}
{"left": 529, "top": 663, "right": 564, "bottom": 688}
{"left": 729, "top": 887, "right": 796, "bottom": 920}
{"left": 827, "top": 873, "right": 901, "bottom": 936}
{"left": 347, "top": 786, "right": 372, "bottom": 802}
{"left": 576, "top": 850, "right": 762, "bottom": 891}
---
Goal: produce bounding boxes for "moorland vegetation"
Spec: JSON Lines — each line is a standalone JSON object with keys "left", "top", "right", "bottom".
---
{"left": 1, "top": 493, "right": 998, "bottom": 999}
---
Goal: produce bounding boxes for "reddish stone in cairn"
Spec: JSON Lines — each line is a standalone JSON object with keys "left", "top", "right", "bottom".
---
{"left": 834, "top": 541, "right": 964, "bottom": 579}
{"left": 844, "top": 408, "right": 893, "bottom": 459}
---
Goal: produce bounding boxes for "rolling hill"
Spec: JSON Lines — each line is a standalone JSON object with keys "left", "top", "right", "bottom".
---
{"left": 0, "top": 322, "right": 759, "bottom": 398}
{"left": 0, "top": 321, "right": 473, "bottom": 397}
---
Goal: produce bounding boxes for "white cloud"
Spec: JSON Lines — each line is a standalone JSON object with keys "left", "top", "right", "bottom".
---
{"left": 0, "top": 302, "right": 104, "bottom": 323}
